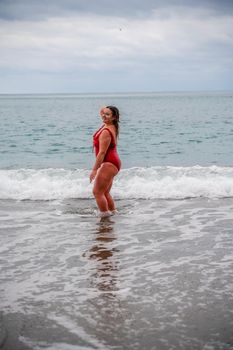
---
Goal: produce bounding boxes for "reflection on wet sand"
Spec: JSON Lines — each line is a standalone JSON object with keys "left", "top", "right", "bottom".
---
{"left": 81, "top": 217, "right": 132, "bottom": 348}
{"left": 87, "top": 217, "right": 119, "bottom": 294}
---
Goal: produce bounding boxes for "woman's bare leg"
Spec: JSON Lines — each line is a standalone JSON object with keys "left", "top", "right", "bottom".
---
{"left": 93, "top": 163, "right": 118, "bottom": 212}
{"left": 104, "top": 180, "right": 115, "bottom": 211}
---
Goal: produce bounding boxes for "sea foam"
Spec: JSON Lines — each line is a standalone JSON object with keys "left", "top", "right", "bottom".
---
{"left": 0, "top": 166, "right": 233, "bottom": 200}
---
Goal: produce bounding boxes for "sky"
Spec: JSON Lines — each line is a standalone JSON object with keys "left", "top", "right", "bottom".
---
{"left": 0, "top": 0, "right": 233, "bottom": 93}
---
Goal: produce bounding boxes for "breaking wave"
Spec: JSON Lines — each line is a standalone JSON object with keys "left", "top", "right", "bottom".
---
{"left": 1, "top": 166, "right": 233, "bottom": 200}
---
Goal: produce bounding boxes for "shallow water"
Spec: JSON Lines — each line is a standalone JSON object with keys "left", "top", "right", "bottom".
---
{"left": 1, "top": 198, "right": 233, "bottom": 349}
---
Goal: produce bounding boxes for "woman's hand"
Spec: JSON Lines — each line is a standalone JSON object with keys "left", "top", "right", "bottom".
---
{"left": 89, "top": 169, "right": 97, "bottom": 183}
{"left": 99, "top": 106, "right": 106, "bottom": 117}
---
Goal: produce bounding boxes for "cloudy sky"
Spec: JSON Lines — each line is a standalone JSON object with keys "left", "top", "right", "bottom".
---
{"left": 0, "top": 0, "right": 233, "bottom": 93}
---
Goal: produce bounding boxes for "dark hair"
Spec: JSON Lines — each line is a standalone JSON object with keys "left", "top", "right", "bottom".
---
{"left": 106, "top": 106, "right": 120, "bottom": 138}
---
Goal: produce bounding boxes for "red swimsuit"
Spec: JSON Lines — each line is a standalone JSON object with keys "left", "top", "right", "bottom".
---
{"left": 93, "top": 125, "right": 121, "bottom": 171}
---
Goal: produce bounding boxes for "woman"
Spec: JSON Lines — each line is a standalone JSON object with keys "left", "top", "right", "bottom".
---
{"left": 90, "top": 106, "right": 121, "bottom": 217}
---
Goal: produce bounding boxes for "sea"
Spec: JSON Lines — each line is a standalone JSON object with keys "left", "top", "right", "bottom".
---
{"left": 0, "top": 91, "right": 233, "bottom": 350}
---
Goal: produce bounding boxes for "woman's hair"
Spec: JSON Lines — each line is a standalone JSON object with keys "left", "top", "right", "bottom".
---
{"left": 106, "top": 106, "right": 120, "bottom": 138}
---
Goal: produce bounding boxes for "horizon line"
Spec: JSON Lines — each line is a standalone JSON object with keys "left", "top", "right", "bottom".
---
{"left": 0, "top": 89, "right": 233, "bottom": 96}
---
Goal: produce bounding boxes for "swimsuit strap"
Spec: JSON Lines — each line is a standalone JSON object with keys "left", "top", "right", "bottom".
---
{"left": 93, "top": 125, "right": 105, "bottom": 138}
{"left": 97, "top": 127, "right": 116, "bottom": 145}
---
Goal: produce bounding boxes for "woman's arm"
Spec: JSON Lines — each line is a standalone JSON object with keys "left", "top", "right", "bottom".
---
{"left": 90, "top": 130, "right": 111, "bottom": 182}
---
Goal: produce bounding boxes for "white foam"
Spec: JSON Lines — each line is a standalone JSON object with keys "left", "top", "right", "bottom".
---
{"left": 0, "top": 168, "right": 91, "bottom": 200}
{"left": 0, "top": 166, "right": 233, "bottom": 200}
{"left": 19, "top": 336, "right": 96, "bottom": 350}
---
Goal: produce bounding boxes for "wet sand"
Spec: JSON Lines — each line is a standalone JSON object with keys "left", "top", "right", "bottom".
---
{"left": 1, "top": 198, "right": 233, "bottom": 349}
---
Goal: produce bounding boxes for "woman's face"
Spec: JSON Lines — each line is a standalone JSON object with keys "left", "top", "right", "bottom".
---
{"left": 100, "top": 108, "right": 114, "bottom": 124}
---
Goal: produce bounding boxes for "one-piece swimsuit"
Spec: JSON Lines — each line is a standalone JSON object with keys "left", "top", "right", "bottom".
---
{"left": 93, "top": 125, "right": 121, "bottom": 171}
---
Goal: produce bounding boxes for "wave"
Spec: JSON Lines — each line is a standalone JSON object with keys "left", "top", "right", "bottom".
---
{"left": 1, "top": 166, "right": 233, "bottom": 200}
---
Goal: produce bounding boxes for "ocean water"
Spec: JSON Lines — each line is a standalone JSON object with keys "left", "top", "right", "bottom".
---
{"left": 1, "top": 91, "right": 233, "bottom": 169}
{"left": 1, "top": 92, "right": 233, "bottom": 350}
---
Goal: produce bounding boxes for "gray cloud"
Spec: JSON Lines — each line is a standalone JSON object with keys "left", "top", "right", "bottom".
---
{"left": 0, "top": 0, "right": 233, "bottom": 93}
{"left": 0, "top": 0, "right": 233, "bottom": 21}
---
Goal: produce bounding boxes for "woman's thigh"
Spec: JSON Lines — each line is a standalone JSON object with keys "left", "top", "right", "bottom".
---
{"left": 94, "top": 163, "right": 118, "bottom": 194}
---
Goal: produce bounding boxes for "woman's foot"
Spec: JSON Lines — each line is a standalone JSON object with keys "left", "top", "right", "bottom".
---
{"left": 98, "top": 210, "right": 113, "bottom": 218}
{"left": 111, "top": 209, "right": 119, "bottom": 215}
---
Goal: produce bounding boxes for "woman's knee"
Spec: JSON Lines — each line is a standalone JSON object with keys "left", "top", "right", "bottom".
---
{"left": 93, "top": 175, "right": 113, "bottom": 197}
{"left": 93, "top": 185, "right": 105, "bottom": 198}
{"left": 105, "top": 192, "right": 112, "bottom": 199}
{"left": 93, "top": 187, "right": 100, "bottom": 197}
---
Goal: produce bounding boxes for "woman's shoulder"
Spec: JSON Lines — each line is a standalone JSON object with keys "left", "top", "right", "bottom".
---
{"left": 100, "top": 127, "right": 116, "bottom": 143}
{"left": 106, "top": 127, "right": 117, "bottom": 143}
{"left": 99, "top": 128, "right": 113, "bottom": 138}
